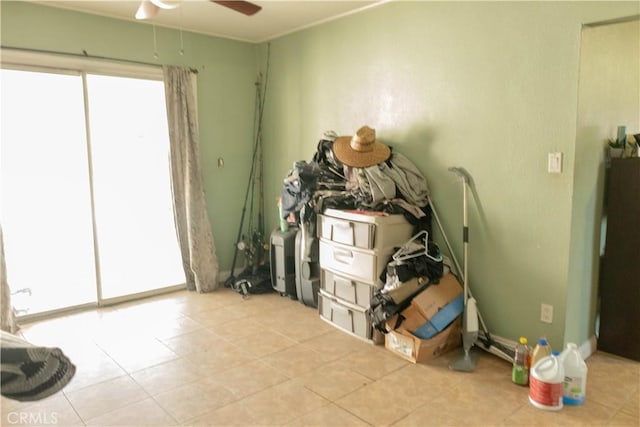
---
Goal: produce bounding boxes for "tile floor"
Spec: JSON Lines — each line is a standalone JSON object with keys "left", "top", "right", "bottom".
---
{"left": 1, "top": 288, "right": 638, "bottom": 426}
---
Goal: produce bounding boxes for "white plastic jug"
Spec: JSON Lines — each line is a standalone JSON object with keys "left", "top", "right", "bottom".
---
{"left": 529, "top": 352, "right": 564, "bottom": 411}
{"left": 559, "top": 343, "right": 587, "bottom": 405}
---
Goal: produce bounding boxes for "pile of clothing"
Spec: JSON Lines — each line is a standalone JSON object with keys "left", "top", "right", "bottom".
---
{"left": 280, "top": 125, "right": 433, "bottom": 236}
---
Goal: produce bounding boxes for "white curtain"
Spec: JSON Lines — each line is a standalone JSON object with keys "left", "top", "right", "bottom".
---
{"left": 163, "top": 66, "right": 219, "bottom": 292}
{"left": 1, "top": 225, "right": 17, "bottom": 333}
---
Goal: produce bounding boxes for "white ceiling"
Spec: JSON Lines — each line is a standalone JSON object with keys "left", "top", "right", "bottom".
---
{"left": 29, "top": 0, "right": 383, "bottom": 43}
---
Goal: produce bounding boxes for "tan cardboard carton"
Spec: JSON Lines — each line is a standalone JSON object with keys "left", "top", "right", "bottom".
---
{"left": 385, "top": 317, "right": 461, "bottom": 363}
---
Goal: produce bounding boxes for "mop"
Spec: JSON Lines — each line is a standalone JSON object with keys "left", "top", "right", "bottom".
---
{"left": 446, "top": 167, "right": 479, "bottom": 371}
{"left": 426, "top": 167, "right": 514, "bottom": 370}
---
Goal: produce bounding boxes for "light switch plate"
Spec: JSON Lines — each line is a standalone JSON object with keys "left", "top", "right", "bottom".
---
{"left": 541, "top": 303, "right": 554, "bottom": 324}
{"left": 548, "top": 152, "right": 562, "bottom": 174}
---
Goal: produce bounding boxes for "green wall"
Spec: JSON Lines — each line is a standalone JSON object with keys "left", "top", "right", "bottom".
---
{"left": 262, "top": 1, "right": 639, "bottom": 348}
{"left": 3, "top": 1, "right": 639, "bottom": 348}
{"left": 1, "top": 1, "right": 259, "bottom": 272}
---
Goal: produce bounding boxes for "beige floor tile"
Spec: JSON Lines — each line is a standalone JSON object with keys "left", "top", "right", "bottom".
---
{"left": 393, "top": 379, "right": 527, "bottom": 427}
{"left": 65, "top": 374, "right": 149, "bottom": 421}
{"left": 111, "top": 296, "right": 186, "bottom": 322}
{"left": 62, "top": 349, "right": 128, "bottom": 393}
{"left": 504, "top": 399, "right": 618, "bottom": 426}
{"left": 85, "top": 397, "right": 177, "bottom": 426}
{"left": 272, "top": 317, "right": 337, "bottom": 343}
{"left": 586, "top": 353, "right": 640, "bottom": 412}
{"left": 148, "top": 316, "right": 206, "bottom": 340}
{"left": 161, "top": 328, "right": 225, "bottom": 356}
{"left": 182, "top": 400, "right": 257, "bottom": 426}
{"left": 335, "top": 382, "right": 412, "bottom": 427}
{"left": 1, "top": 394, "right": 84, "bottom": 426}
{"left": 203, "top": 359, "right": 289, "bottom": 399}
{"left": 184, "top": 305, "right": 251, "bottom": 328}
{"left": 229, "top": 297, "right": 285, "bottom": 319}
{"left": 174, "top": 290, "right": 236, "bottom": 314}
{"left": 96, "top": 335, "right": 179, "bottom": 373}
{"left": 331, "top": 346, "right": 408, "bottom": 380}
{"left": 285, "top": 403, "right": 372, "bottom": 426}
{"left": 209, "top": 317, "right": 267, "bottom": 342}
{"left": 181, "top": 340, "right": 257, "bottom": 374}
{"left": 239, "top": 380, "right": 330, "bottom": 425}
{"left": 261, "top": 343, "right": 337, "bottom": 378}
{"left": 293, "top": 363, "right": 372, "bottom": 402}
{"left": 336, "top": 363, "right": 457, "bottom": 426}
{"left": 9, "top": 290, "right": 640, "bottom": 427}
{"left": 608, "top": 410, "right": 640, "bottom": 426}
{"left": 130, "top": 357, "right": 210, "bottom": 395}
{"left": 1, "top": 396, "right": 29, "bottom": 414}
{"left": 19, "top": 314, "right": 100, "bottom": 348}
{"left": 232, "top": 329, "right": 299, "bottom": 357}
{"left": 587, "top": 373, "right": 638, "bottom": 412}
{"left": 259, "top": 304, "right": 321, "bottom": 330}
{"left": 300, "top": 329, "right": 374, "bottom": 360}
{"left": 619, "top": 389, "right": 639, "bottom": 417}
{"left": 152, "top": 381, "right": 236, "bottom": 423}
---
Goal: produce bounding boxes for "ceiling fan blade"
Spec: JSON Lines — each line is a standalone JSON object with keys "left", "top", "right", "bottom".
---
{"left": 135, "top": 0, "right": 160, "bottom": 20}
{"left": 150, "top": 0, "right": 181, "bottom": 10}
{"left": 211, "top": 1, "right": 262, "bottom": 16}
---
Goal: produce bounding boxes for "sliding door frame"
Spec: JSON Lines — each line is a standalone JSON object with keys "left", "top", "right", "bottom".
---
{"left": 1, "top": 49, "right": 186, "bottom": 323}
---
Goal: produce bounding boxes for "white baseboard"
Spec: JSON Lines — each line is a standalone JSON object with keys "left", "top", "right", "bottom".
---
{"left": 579, "top": 335, "right": 598, "bottom": 360}
{"left": 480, "top": 332, "right": 597, "bottom": 360}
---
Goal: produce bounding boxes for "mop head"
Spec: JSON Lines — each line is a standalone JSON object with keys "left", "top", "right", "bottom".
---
{"left": 449, "top": 298, "right": 479, "bottom": 372}
{"left": 449, "top": 346, "right": 479, "bottom": 372}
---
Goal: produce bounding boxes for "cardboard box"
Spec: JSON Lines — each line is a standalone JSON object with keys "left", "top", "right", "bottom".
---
{"left": 388, "top": 303, "right": 427, "bottom": 332}
{"left": 413, "top": 292, "right": 464, "bottom": 339}
{"left": 385, "top": 317, "right": 461, "bottom": 363}
{"left": 411, "top": 273, "right": 463, "bottom": 320}
{"left": 385, "top": 273, "right": 463, "bottom": 335}
{"left": 383, "top": 273, "right": 463, "bottom": 362}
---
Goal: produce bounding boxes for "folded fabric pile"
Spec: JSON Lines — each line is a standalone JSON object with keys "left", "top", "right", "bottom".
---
{"left": 1, "top": 330, "right": 76, "bottom": 402}
{"left": 280, "top": 125, "right": 432, "bottom": 235}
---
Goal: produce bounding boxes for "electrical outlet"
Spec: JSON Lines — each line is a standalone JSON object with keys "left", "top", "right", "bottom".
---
{"left": 541, "top": 303, "right": 554, "bottom": 324}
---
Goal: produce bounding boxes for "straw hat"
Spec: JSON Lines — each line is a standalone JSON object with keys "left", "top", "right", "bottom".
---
{"left": 332, "top": 126, "right": 391, "bottom": 168}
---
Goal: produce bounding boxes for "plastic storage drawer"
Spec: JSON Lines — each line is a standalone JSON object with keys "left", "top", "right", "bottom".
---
{"left": 318, "top": 290, "right": 371, "bottom": 341}
{"left": 319, "top": 239, "right": 396, "bottom": 285}
{"left": 321, "top": 269, "right": 375, "bottom": 308}
{"left": 318, "top": 209, "right": 413, "bottom": 251}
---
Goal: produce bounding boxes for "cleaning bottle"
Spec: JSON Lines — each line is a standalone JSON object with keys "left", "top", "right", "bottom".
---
{"left": 559, "top": 343, "right": 588, "bottom": 405}
{"left": 512, "top": 336, "right": 530, "bottom": 386}
{"left": 529, "top": 351, "right": 564, "bottom": 411}
{"left": 531, "top": 337, "right": 552, "bottom": 368}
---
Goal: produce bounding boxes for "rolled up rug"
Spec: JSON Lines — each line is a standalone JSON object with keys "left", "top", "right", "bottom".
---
{"left": 1, "top": 331, "right": 75, "bottom": 402}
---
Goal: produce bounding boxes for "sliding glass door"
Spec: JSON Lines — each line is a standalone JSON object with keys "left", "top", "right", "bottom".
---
{"left": 86, "top": 74, "right": 185, "bottom": 299}
{"left": 1, "top": 69, "right": 97, "bottom": 314}
{"left": 1, "top": 66, "right": 185, "bottom": 316}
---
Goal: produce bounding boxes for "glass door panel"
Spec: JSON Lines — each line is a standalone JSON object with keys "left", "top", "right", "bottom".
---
{"left": 1, "top": 69, "right": 97, "bottom": 314}
{"left": 86, "top": 74, "right": 185, "bottom": 299}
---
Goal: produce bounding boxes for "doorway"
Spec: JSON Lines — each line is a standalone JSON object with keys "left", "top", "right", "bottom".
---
{"left": 1, "top": 66, "right": 186, "bottom": 317}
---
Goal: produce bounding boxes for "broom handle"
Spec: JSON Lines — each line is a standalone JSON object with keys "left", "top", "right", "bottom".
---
{"left": 462, "top": 177, "right": 469, "bottom": 305}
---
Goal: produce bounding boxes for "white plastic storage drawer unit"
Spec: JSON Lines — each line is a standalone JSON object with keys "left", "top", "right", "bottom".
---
{"left": 319, "top": 209, "right": 413, "bottom": 251}
{"left": 321, "top": 269, "right": 374, "bottom": 307}
{"left": 318, "top": 290, "right": 371, "bottom": 341}
{"left": 318, "top": 209, "right": 413, "bottom": 343}
{"left": 319, "top": 240, "right": 396, "bottom": 285}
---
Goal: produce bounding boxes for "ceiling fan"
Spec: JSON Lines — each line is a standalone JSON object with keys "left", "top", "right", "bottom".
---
{"left": 135, "top": 0, "right": 262, "bottom": 20}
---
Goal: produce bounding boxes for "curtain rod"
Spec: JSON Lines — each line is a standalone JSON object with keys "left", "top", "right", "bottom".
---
{"left": 0, "top": 46, "right": 199, "bottom": 74}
